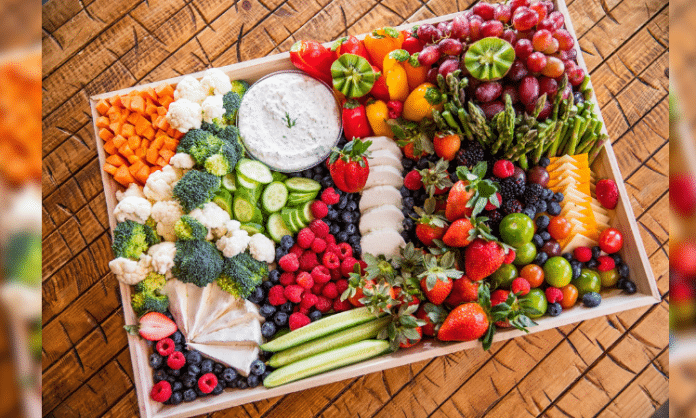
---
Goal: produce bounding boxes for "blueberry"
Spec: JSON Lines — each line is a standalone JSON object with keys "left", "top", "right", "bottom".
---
{"left": 540, "top": 231, "right": 551, "bottom": 242}
{"left": 280, "top": 235, "right": 294, "bottom": 250}
{"left": 616, "top": 277, "right": 627, "bottom": 290}
{"left": 582, "top": 292, "right": 602, "bottom": 307}
{"left": 167, "top": 368, "right": 181, "bottom": 377}
{"left": 261, "top": 370, "right": 272, "bottom": 383}
{"left": 400, "top": 186, "right": 411, "bottom": 198}
{"left": 312, "top": 174, "right": 323, "bottom": 182}
{"left": 247, "top": 374, "right": 260, "bottom": 388}
{"left": 259, "top": 304, "right": 277, "bottom": 319}
{"left": 535, "top": 200, "right": 548, "bottom": 214}
{"left": 562, "top": 253, "right": 573, "bottom": 262}
{"left": 172, "top": 381, "right": 183, "bottom": 392}
{"left": 623, "top": 280, "right": 637, "bottom": 294}
{"left": 538, "top": 157, "right": 551, "bottom": 168}
{"left": 149, "top": 353, "right": 164, "bottom": 369}
{"left": 196, "top": 387, "right": 207, "bottom": 398}
{"left": 403, "top": 159, "right": 415, "bottom": 171}
{"left": 219, "top": 379, "right": 228, "bottom": 389}
{"left": 337, "top": 198, "right": 348, "bottom": 210}
{"left": 321, "top": 176, "right": 333, "bottom": 188}
{"left": 327, "top": 208, "right": 339, "bottom": 220}
{"left": 401, "top": 230, "right": 410, "bottom": 241}
{"left": 313, "top": 165, "right": 324, "bottom": 175}
{"left": 403, "top": 218, "right": 415, "bottom": 231}
{"left": 174, "top": 343, "right": 184, "bottom": 352}
{"left": 186, "top": 364, "right": 201, "bottom": 377}
{"left": 573, "top": 91, "right": 585, "bottom": 105}
{"left": 171, "top": 331, "right": 184, "bottom": 345}
{"left": 170, "top": 391, "right": 183, "bottom": 405}
{"left": 548, "top": 302, "right": 562, "bottom": 317}
{"left": 532, "top": 234, "right": 544, "bottom": 248}
{"left": 570, "top": 261, "right": 582, "bottom": 280}
{"left": 261, "top": 321, "right": 276, "bottom": 338}
{"left": 153, "top": 369, "right": 168, "bottom": 382}
{"left": 280, "top": 302, "right": 293, "bottom": 314}
{"left": 347, "top": 200, "right": 358, "bottom": 212}
{"left": 164, "top": 311, "right": 174, "bottom": 320}
{"left": 523, "top": 207, "right": 537, "bottom": 219}
{"left": 183, "top": 389, "right": 197, "bottom": 402}
{"left": 302, "top": 169, "right": 313, "bottom": 178}
{"left": 617, "top": 263, "right": 629, "bottom": 278}
{"left": 236, "top": 378, "right": 249, "bottom": 390}
{"left": 182, "top": 374, "right": 197, "bottom": 388}
{"left": 403, "top": 197, "right": 415, "bottom": 210}
{"left": 417, "top": 158, "right": 429, "bottom": 169}
{"left": 611, "top": 254, "right": 623, "bottom": 265}
{"left": 329, "top": 223, "right": 341, "bottom": 235}
{"left": 274, "top": 311, "right": 289, "bottom": 326}
{"left": 591, "top": 246, "right": 602, "bottom": 259}
{"left": 553, "top": 192, "right": 564, "bottom": 202}
{"left": 547, "top": 201, "right": 561, "bottom": 216}
{"left": 586, "top": 259, "right": 599, "bottom": 269}
{"left": 201, "top": 359, "right": 214, "bottom": 374}
{"left": 212, "top": 383, "right": 224, "bottom": 395}
{"left": 165, "top": 375, "right": 178, "bottom": 385}
{"left": 250, "top": 360, "right": 266, "bottom": 376}
{"left": 337, "top": 231, "right": 349, "bottom": 243}
{"left": 248, "top": 286, "right": 265, "bottom": 304}
{"left": 186, "top": 350, "right": 202, "bottom": 366}
{"left": 260, "top": 350, "right": 272, "bottom": 360}
{"left": 262, "top": 280, "right": 274, "bottom": 292}
{"left": 344, "top": 223, "right": 357, "bottom": 236}
{"left": 348, "top": 235, "right": 361, "bottom": 247}
{"left": 309, "top": 310, "right": 322, "bottom": 321}
{"left": 275, "top": 247, "right": 286, "bottom": 263}
{"left": 534, "top": 252, "right": 548, "bottom": 266}
{"left": 340, "top": 211, "right": 353, "bottom": 224}
{"left": 352, "top": 244, "right": 361, "bottom": 258}
{"left": 222, "top": 368, "right": 237, "bottom": 383}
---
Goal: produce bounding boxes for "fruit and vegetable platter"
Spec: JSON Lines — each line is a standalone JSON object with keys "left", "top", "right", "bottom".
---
{"left": 89, "top": 2, "right": 659, "bottom": 417}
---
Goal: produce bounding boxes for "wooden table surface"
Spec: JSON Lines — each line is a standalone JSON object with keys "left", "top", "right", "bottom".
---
{"left": 41, "top": 0, "right": 669, "bottom": 416}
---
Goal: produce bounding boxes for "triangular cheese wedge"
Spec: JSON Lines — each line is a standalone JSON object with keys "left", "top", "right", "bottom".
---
{"left": 561, "top": 233, "right": 597, "bottom": 253}
{"left": 192, "top": 287, "right": 246, "bottom": 340}
{"left": 192, "top": 317, "right": 263, "bottom": 345}
{"left": 187, "top": 342, "right": 260, "bottom": 376}
{"left": 188, "top": 284, "right": 212, "bottom": 340}
{"left": 163, "top": 279, "right": 189, "bottom": 335}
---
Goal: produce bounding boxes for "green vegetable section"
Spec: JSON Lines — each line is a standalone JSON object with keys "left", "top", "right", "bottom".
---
{"left": 263, "top": 340, "right": 391, "bottom": 388}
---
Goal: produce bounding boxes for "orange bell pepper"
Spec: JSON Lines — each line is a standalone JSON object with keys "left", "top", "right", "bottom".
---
{"left": 363, "top": 27, "right": 405, "bottom": 70}
{"left": 382, "top": 50, "right": 410, "bottom": 102}
{"left": 365, "top": 99, "right": 393, "bottom": 138}
{"left": 404, "top": 53, "right": 429, "bottom": 91}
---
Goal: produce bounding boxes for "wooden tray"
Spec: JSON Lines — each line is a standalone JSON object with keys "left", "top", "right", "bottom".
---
{"left": 89, "top": 3, "right": 659, "bottom": 417}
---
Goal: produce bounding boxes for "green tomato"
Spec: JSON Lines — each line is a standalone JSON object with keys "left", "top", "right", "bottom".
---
{"left": 490, "top": 264, "right": 519, "bottom": 289}
{"left": 573, "top": 269, "right": 602, "bottom": 297}
{"left": 598, "top": 269, "right": 619, "bottom": 288}
{"left": 543, "top": 256, "right": 572, "bottom": 288}
{"left": 513, "top": 242, "right": 537, "bottom": 266}
{"left": 521, "top": 288, "right": 547, "bottom": 319}
{"left": 499, "top": 213, "right": 535, "bottom": 247}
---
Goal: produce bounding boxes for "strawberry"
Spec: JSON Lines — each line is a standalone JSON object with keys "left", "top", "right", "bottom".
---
{"left": 464, "top": 239, "right": 506, "bottom": 281}
{"left": 595, "top": 179, "right": 619, "bottom": 210}
{"left": 671, "top": 173, "right": 696, "bottom": 216}
{"left": 414, "top": 199, "right": 447, "bottom": 247}
{"left": 416, "top": 306, "right": 435, "bottom": 336}
{"left": 418, "top": 159, "right": 454, "bottom": 198}
{"left": 433, "top": 132, "right": 461, "bottom": 161}
{"left": 328, "top": 138, "right": 372, "bottom": 193}
{"left": 415, "top": 223, "right": 446, "bottom": 247}
{"left": 399, "top": 326, "right": 422, "bottom": 348}
{"left": 390, "top": 117, "right": 435, "bottom": 161}
{"left": 445, "top": 277, "right": 479, "bottom": 306}
{"left": 437, "top": 302, "right": 490, "bottom": 342}
{"left": 125, "top": 312, "right": 177, "bottom": 341}
{"left": 446, "top": 162, "right": 501, "bottom": 220}
{"left": 420, "top": 277, "right": 453, "bottom": 305}
{"left": 445, "top": 181, "right": 475, "bottom": 221}
{"left": 443, "top": 218, "right": 474, "bottom": 247}
{"left": 418, "top": 252, "right": 460, "bottom": 305}
{"left": 416, "top": 303, "right": 448, "bottom": 336}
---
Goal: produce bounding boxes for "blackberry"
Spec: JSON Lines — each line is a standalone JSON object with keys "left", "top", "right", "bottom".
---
{"left": 524, "top": 183, "right": 544, "bottom": 205}
{"left": 499, "top": 177, "right": 526, "bottom": 201}
{"left": 502, "top": 199, "right": 523, "bottom": 215}
{"left": 485, "top": 209, "right": 504, "bottom": 233}
{"left": 455, "top": 141, "right": 485, "bottom": 167}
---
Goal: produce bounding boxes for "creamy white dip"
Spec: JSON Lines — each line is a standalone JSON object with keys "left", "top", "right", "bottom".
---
{"left": 238, "top": 72, "right": 341, "bottom": 172}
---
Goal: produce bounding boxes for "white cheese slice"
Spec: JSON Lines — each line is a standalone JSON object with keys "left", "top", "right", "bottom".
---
{"left": 185, "top": 283, "right": 205, "bottom": 337}
{"left": 360, "top": 186, "right": 403, "bottom": 212}
{"left": 192, "top": 287, "right": 246, "bottom": 339}
{"left": 367, "top": 136, "right": 402, "bottom": 158}
{"left": 162, "top": 279, "right": 189, "bottom": 335}
{"left": 561, "top": 233, "right": 598, "bottom": 253}
{"left": 364, "top": 165, "right": 403, "bottom": 189}
{"left": 192, "top": 316, "right": 263, "bottom": 345}
{"left": 187, "top": 342, "right": 259, "bottom": 377}
{"left": 188, "top": 283, "right": 212, "bottom": 340}
{"left": 359, "top": 205, "right": 404, "bottom": 235}
{"left": 360, "top": 228, "right": 406, "bottom": 259}
{"left": 367, "top": 149, "right": 403, "bottom": 171}
{"left": 202, "top": 301, "right": 263, "bottom": 335}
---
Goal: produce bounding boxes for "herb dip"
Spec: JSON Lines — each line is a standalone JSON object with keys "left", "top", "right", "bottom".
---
{"left": 238, "top": 71, "right": 342, "bottom": 172}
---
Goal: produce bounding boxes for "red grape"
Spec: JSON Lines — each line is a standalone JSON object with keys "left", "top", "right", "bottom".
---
{"left": 426, "top": 68, "right": 439, "bottom": 84}
{"left": 568, "top": 67, "right": 585, "bottom": 86}
{"left": 438, "top": 58, "right": 460, "bottom": 78}
{"left": 541, "top": 56, "right": 565, "bottom": 78}
{"left": 418, "top": 24, "right": 440, "bottom": 44}
{"left": 509, "top": 0, "right": 530, "bottom": 14}
{"left": 519, "top": 75, "right": 540, "bottom": 105}
{"left": 526, "top": 98, "right": 552, "bottom": 120}
{"left": 437, "top": 22, "right": 451, "bottom": 38}
{"left": 515, "top": 38, "right": 534, "bottom": 60}
{"left": 543, "top": 0, "right": 555, "bottom": 13}
{"left": 475, "top": 81, "right": 503, "bottom": 103}
{"left": 472, "top": 3, "right": 496, "bottom": 21}
{"left": 403, "top": 36, "right": 425, "bottom": 54}
{"left": 543, "top": 37, "right": 559, "bottom": 54}
{"left": 438, "top": 38, "right": 463, "bottom": 56}
{"left": 495, "top": 4, "right": 513, "bottom": 23}
{"left": 559, "top": 48, "right": 577, "bottom": 61}
{"left": 538, "top": 76, "right": 558, "bottom": 98}
{"left": 526, "top": 51, "right": 548, "bottom": 72}
{"left": 553, "top": 29, "right": 574, "bottom": 51}
{"left": 563, "top": 60, "right": 578, "bottom": 75}
{"left": 480, "top": 20, "right": 504, "bottom": 38}
{"left": 549, "top": 11, "right": 564, "bottom": 30}
{"left": 501, "top": 29, "right": 517, "bottom": 45}
{"left": 507, "top": 59, "right": 529, "bottom": 82}
{"left": 529, "top": 1, "right": 547, "bottom": 22}
{"left": 450, "top": 14, "right": 471, "bottom": 40}
{"left": 502, "top": 85, "right": 520, "bottom": 104}
{"left": 469, "top": 15, "right": 483, "bottom": 41}
{"left": 512, "top": 7, "right": 539, "bottom": 31}
{"left": 536, "top": 18, "right": 554, "bottom": 32}
{"left": 481, "top": 101, "right": 505, "bottom": 119}
{"left": 532, "top": 29, "right": 553, "bottom": 52}
{"left": 418, "top": 45, "right": 442, "bottom": 66}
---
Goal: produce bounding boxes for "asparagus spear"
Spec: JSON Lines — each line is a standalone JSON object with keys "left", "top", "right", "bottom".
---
{"left": 589, "top": 135, "right": 608, "bottom": 164}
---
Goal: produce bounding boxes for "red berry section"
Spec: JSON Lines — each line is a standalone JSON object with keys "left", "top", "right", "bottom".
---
{"left": 151, "top": 381, "right": 172, "bottom": 403}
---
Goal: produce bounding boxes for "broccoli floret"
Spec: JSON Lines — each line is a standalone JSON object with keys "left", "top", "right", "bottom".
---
{"left": 131, "top": 272, "right": 169, "bottom": 316}
{"left": 217, "top": 125, "right": 245, "bottom": 156}
{"left": 216, "top": 252, "right": 268, "bottom": 298}
{"left": 112, "top": 220, "right": 160, "bottom": 259}
{"left": 201, "top": 120, "right": 225, "bottom": 134}
{"left": 173, "top": 239, "right": 223, "bottom": 287}
{"left": 177, "top": 129, "right": 227, "bottom": 165}
{"left": 222, "top": 91, "right": 242, "bottom": 124}
{"left": 172, "top": 170, "right": 221, "bottom": 212}
{"left": 3, "top": 232, "right": 41, "bottom": 286}
{"left": 177, "top": 128, "right": 241, "bottom": 176}
{"left": 174, "top": 215, "right": 208, "bottom": 241}
{"left": 229, "top": 80, "right": 249, "bottom": 97}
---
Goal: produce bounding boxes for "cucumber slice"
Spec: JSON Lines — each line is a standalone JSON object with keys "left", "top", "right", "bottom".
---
{"left": 250, "top": 207, "right": 264, "bottom": 224}
{"left": 281, "top": 208, "right": 299, "bottom": 233}
{"left": 240, "top": 222, "right": 265, "bottom": 236}
{"left": 233, "top": 197, "right": 255, "bottom": 223}
{"left": 237, "top": 158, "right": 273, "bottom": 184}
{"left": 261, "top": 182, "right": 289, "bottom": 213}
{"left": 235, "top": 184, "right": 261, "bottom": 205}
{"left": 213, "top": 189, "right": 233, "bottom": 216}
{"left": 236, "top": 172, "right": 260, "bottom": 190}
{"left": 291, "top": 208, "right": 307, "bottom": 229}
{"left": 299, "top": 201, "right": 315, "bottom": 224}
{"left": 285, "top": 177, "right": 321, "bottom": 193}
{"left": 267, "top": 213, "right": 293, "bottom": 243}
{"left": 222, "top": 173, "right": 237, "bottom": 192}
{"left": 272, "top": 171, "right": 289, "bottom": 183}
{"left": 287, "top": 191, "right": 319, "bottom": 206}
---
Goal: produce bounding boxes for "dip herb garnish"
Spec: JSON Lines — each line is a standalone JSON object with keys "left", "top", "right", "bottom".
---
{"left": 284, "top": 112, "right": 297, "bottom": 128}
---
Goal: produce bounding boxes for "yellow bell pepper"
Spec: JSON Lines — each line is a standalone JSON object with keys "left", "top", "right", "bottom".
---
{"left": 403, "top": 82, "right": 445, "bottom": 122}
{"left": 365, "top": 99, "right": 393, "bottom": 137}
{"left": 404, "top": 54, "right": 429, "bottom": 91}
{"left": 363, "top": 27, "right": 405, "bottom": 71}
{"left": 382, "top": 50, "right": 410, "bottom": 102}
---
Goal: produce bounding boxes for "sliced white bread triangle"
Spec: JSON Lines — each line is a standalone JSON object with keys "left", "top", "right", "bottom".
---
{"left": 364, "top": 165, "right": 403, "bottom": 189}
{"left": 360, "top": 185, "right": 402, "bottom": 212}
{"left": 360, "top": 228, "right": 406, "bottom": 259}
{"left": 187, "top": 342, "right": 259, "bottom": 376}
{"left": 367, "top": 149, "right": 403, "bottom": 171}
{"left": 367, "top": 136, "right": 402, "bottom": 158}
{"left": 162, "top": 279, "right": 189, "bottom": 335}
{"left": 360, "top": 205, "right": 405, "bottom": 235}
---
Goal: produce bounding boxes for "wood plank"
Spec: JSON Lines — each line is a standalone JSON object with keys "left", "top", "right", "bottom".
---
{"left": 101, "top": 389, "right": 139, "bottom": 418}
{"left": 42, "top": 0, "right": 82, "bottom": 33}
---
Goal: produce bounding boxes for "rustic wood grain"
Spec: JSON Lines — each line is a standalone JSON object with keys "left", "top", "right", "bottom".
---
{"left": 41, "top": 0, "right": 669, "bottom": 416}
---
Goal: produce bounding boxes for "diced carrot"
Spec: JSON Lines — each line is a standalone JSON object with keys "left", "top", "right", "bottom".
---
{"left": 109, "top": 95, "right": 123, "bottom": 107}
{"left": 152, "top": 135, "right": 165, "bottom": 150}
{"left": 127, "top": 154, "right": 142, "bottom": 165}
{"left": 155, "top": 115, "right": 170, "bottom": 131}
{"left": 114, "top": 164, "right": 135, "bottom": 187}
{"left": 121, "top": 95, "right": 132, "bottom": 110}
{"left": 155, "top": 129, "right": 168, "bottom": 138}
{"left": 142, "top": 126, "right": 155, "bottom": 140}
{"left": 112, "top": 135, "right": 127, "bottom": 148}
{"left": 96, "top": 99, "right": 110, "bottom": 115}
{"left": 156, "top": 156, "right": 167, "bottom": 166}
{"left": 109, "top": 122, "right": 123, "bottom": 135}
{"left": 157, "top": 106, "right": 168, "bottom": 116}
{"left": 129, "top": 89, "right": 139, "bottom": 96}
{"left": 146, "top": 102, "right": 159, "bottom": 117}
{"left": 118, "top": 143, "right": 134, "bottom": 159}
{"left": 166, "top": 127, "right": 177, "bottom": 137}
{"left": 134, "top": 147, "right": 145, "bottom": 159}
{"left": 159, "top": 149, "right": 175, "bottom": 163}
{"left": 155, "top": 83, "right": 175, "bottom": 97}
{"left": 103, "top": 163, "right": 118, "bottom": 176}
{"left": 99, "top": 128, "right": 114, "bottom": 142}
{"left": 103, "top": 140, "right": 117, "bottom": 155}
{"left": 172, "top": 130, "right": 184, "bottom": 140}
{"left": 130, "top": 95, "right": 145, "bottom": 114}
{"left": 146, "top": 147, "right": 160, "bottom": 165}
{"left": 121, "top": 123, "right": 135, "bottom": 138}
{"left": 158, "top": 96, "right": 173, "bottom": 109}
{"left": 135, "top": 164, "right": 151, "bottom": 185}
{"left": 150, "top": 165, "right": 163, "bottom": 174}
{"left": 118, "top": 110, "right": 130, "bottom": 124}
{"left": 141, "top": 139, "right": 150, "bottom": 149}
{"left": 144, "top": 87, "right": 158, "bottom": 102}
{"left": 107, "top": 106, "right": 121, "bottom": 121}
{"left": 135, "top": 115, "right": 151, "bottom": 136}
{"left": 106, "top": 154, "right": 127, "bottom": 167}
{"left": 128, "top": 135, "right": 141, "bottom": 150}
{"left": 127, "top": 112, "right": 139, "bottom": 125}
{"left": 162, "top": 136, "right": 178, "bottom": 152}
{"left": 96, "top": 116, "right": 110, "bottom": 128}
{"left": 129, "top": 159, "right": 145, "bottom": 176}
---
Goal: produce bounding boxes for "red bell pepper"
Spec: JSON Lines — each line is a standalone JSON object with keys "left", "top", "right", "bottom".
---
{"left": 369, "top": 64, "right": 390, "bottom": 102}
{"left": 328, "top": 138, "right": 372, "bottom": 193}
{"left": 342, "top": 99, "right": 372, "bottom": 140}
{"left": 289, "top": 40, "right": 334, "bottom": 85}
{"left": 332, "top": 35, "right": 371, "bottom": 62}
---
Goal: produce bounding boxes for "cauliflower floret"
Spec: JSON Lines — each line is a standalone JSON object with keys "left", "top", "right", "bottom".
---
{"left": 151, "top": 200, "right": 184, "bottom": 241}
{"left": 173, "top": 76, "right": 207, "bottom": 104}
{"left": 189, "top": 202, "right": 231, "bottom": 240}
{"left": 109, "top": 255, "right": 153, "bottom": 285}
{"left": 248, "top": 233, "right": 275, "bottom": 264}
{"left": 116, "top": 183, "right": 146, "bottom": 202}
{"left": 200, "top": 69, "right": 232, "bottom": 96}
{"left": 223, "top": 219, "right": 241, "bottom": 236}
{"left": 201, "top": 95, "right": 225, "bottom": 123}
{"left": 216, "top": 229, "right": 250, "bottom": 258}
{"left": 143, "top": 165, "right": 181, "bottom": 202}
{"left": 169, "top": 153, "right": 196, "bottom": 170}
{"left": 148, "top": 242, "right": 177, "bottom": 277}
{"left": 166, "top": 98, "right": 202, "bottom": 133}
{"left": 113, "top": 196, "right": 152, "bottom": 224}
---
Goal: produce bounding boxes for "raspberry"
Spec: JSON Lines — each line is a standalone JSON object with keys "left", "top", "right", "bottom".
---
{"left": 597, "top": 256, "right": 615, "bottom": 272}
{"left": 278, "top": 253, "right": 300, "bottom": 272}
{"left": 340, "top": 257, "right": 359, "bottom": 277}
{"left": 289, "top": 244, "right": 304, "bottom": 257}
{"left": 284, "top": 285, "right": 304, "bottom": 303}
{"left": 595, "top": 179, "right": 619, "bottom": 210}
{"left": 503, "top": 249, "right": 516, "bottom": 264}
{"left": 311, "top": 265, "right": 331, "bottom": 284}
{"left": 545, "top": 287, "right": 563, "bottom": 304}
{"left": 511, "top": 277, "right": 531, "bottom": 296}
{"left": 150, "top": 380, "right": 172, "bottom": 403}
{"left": 333, "top": 298, "right": 352, "bottom": 312}
{"left": 311, "top": 237, "right": 327, "bottom": 254}
{"left": 198, "top": 373, "right": 218, "bottom": 394}
{"left": 325, "top": 234, "right": 336, "bottom": 245}
{"left": 321, "top": 187, "right": 340, "bottom": 205}
{"left": 299, "top": 251, "right": 319, "bottom": 271}
{"left": 289, "top": 312, "right": 311, "bottom": 330}
{"left": 297, "top": 228, "right": 316, "bottom": 249}
{"left": 167, "top": 351, "right": 186, "bottom": 370}
{"left": 358, "top": 260, "right": 367, "bottom": 272}
{"left": 322, "top": 251, "right": 341, "bottom": 270}
{"left": 312, "top": 282, "right": 324, "bottom": 295}
{"left": 491, "top": 289, "right": 510, "bottom": 306}
{"left": 268, "top": 285, "right": 288, "bottom": 305}
{"left": 573, "top": 247, "right": 592, "bottom": 263}
{"left": 310, "top": 200, "right": 329, "bottom": 219}
{"left": 493, "top": 160, "right": 515, "bottom": 178}
{"left": 325, "top": 242, "right": 340, "bottom": 255}
{"left": 321, "top": 282, "right": 339, "bottom": 299}
{"left": 300, "top": 293, "right": 318, "bottom": 309}
{"left": 279, "top": 271, "right": 296, "bottom": 286}
{"left": 336, "top": 279, "right": 349, "bottom": 295}
{"left": 485, "top": 193, "right": 503, "bottom": 211}
{"left": 336, "top": 243, "right": 353, "bottom": 260}
{"left": 299, "top": 305, "right": 311, "bottom": 315}
{"left": 315, "top": 296, "right": 333, "bottom": 313}
{"left": 296, "top": 271, "right": 314, "bottom": 289}
{"left": 330, "top": 268, "right": 342, "bottom": 281}
{"left": 309, "top": 219, "right": 330, "bottom": 238}
{"left": 156, "top": 338, "right": 175, "bottom": 356}
{"left": 404, "top": 170, "right": 423, "bottom": 190}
